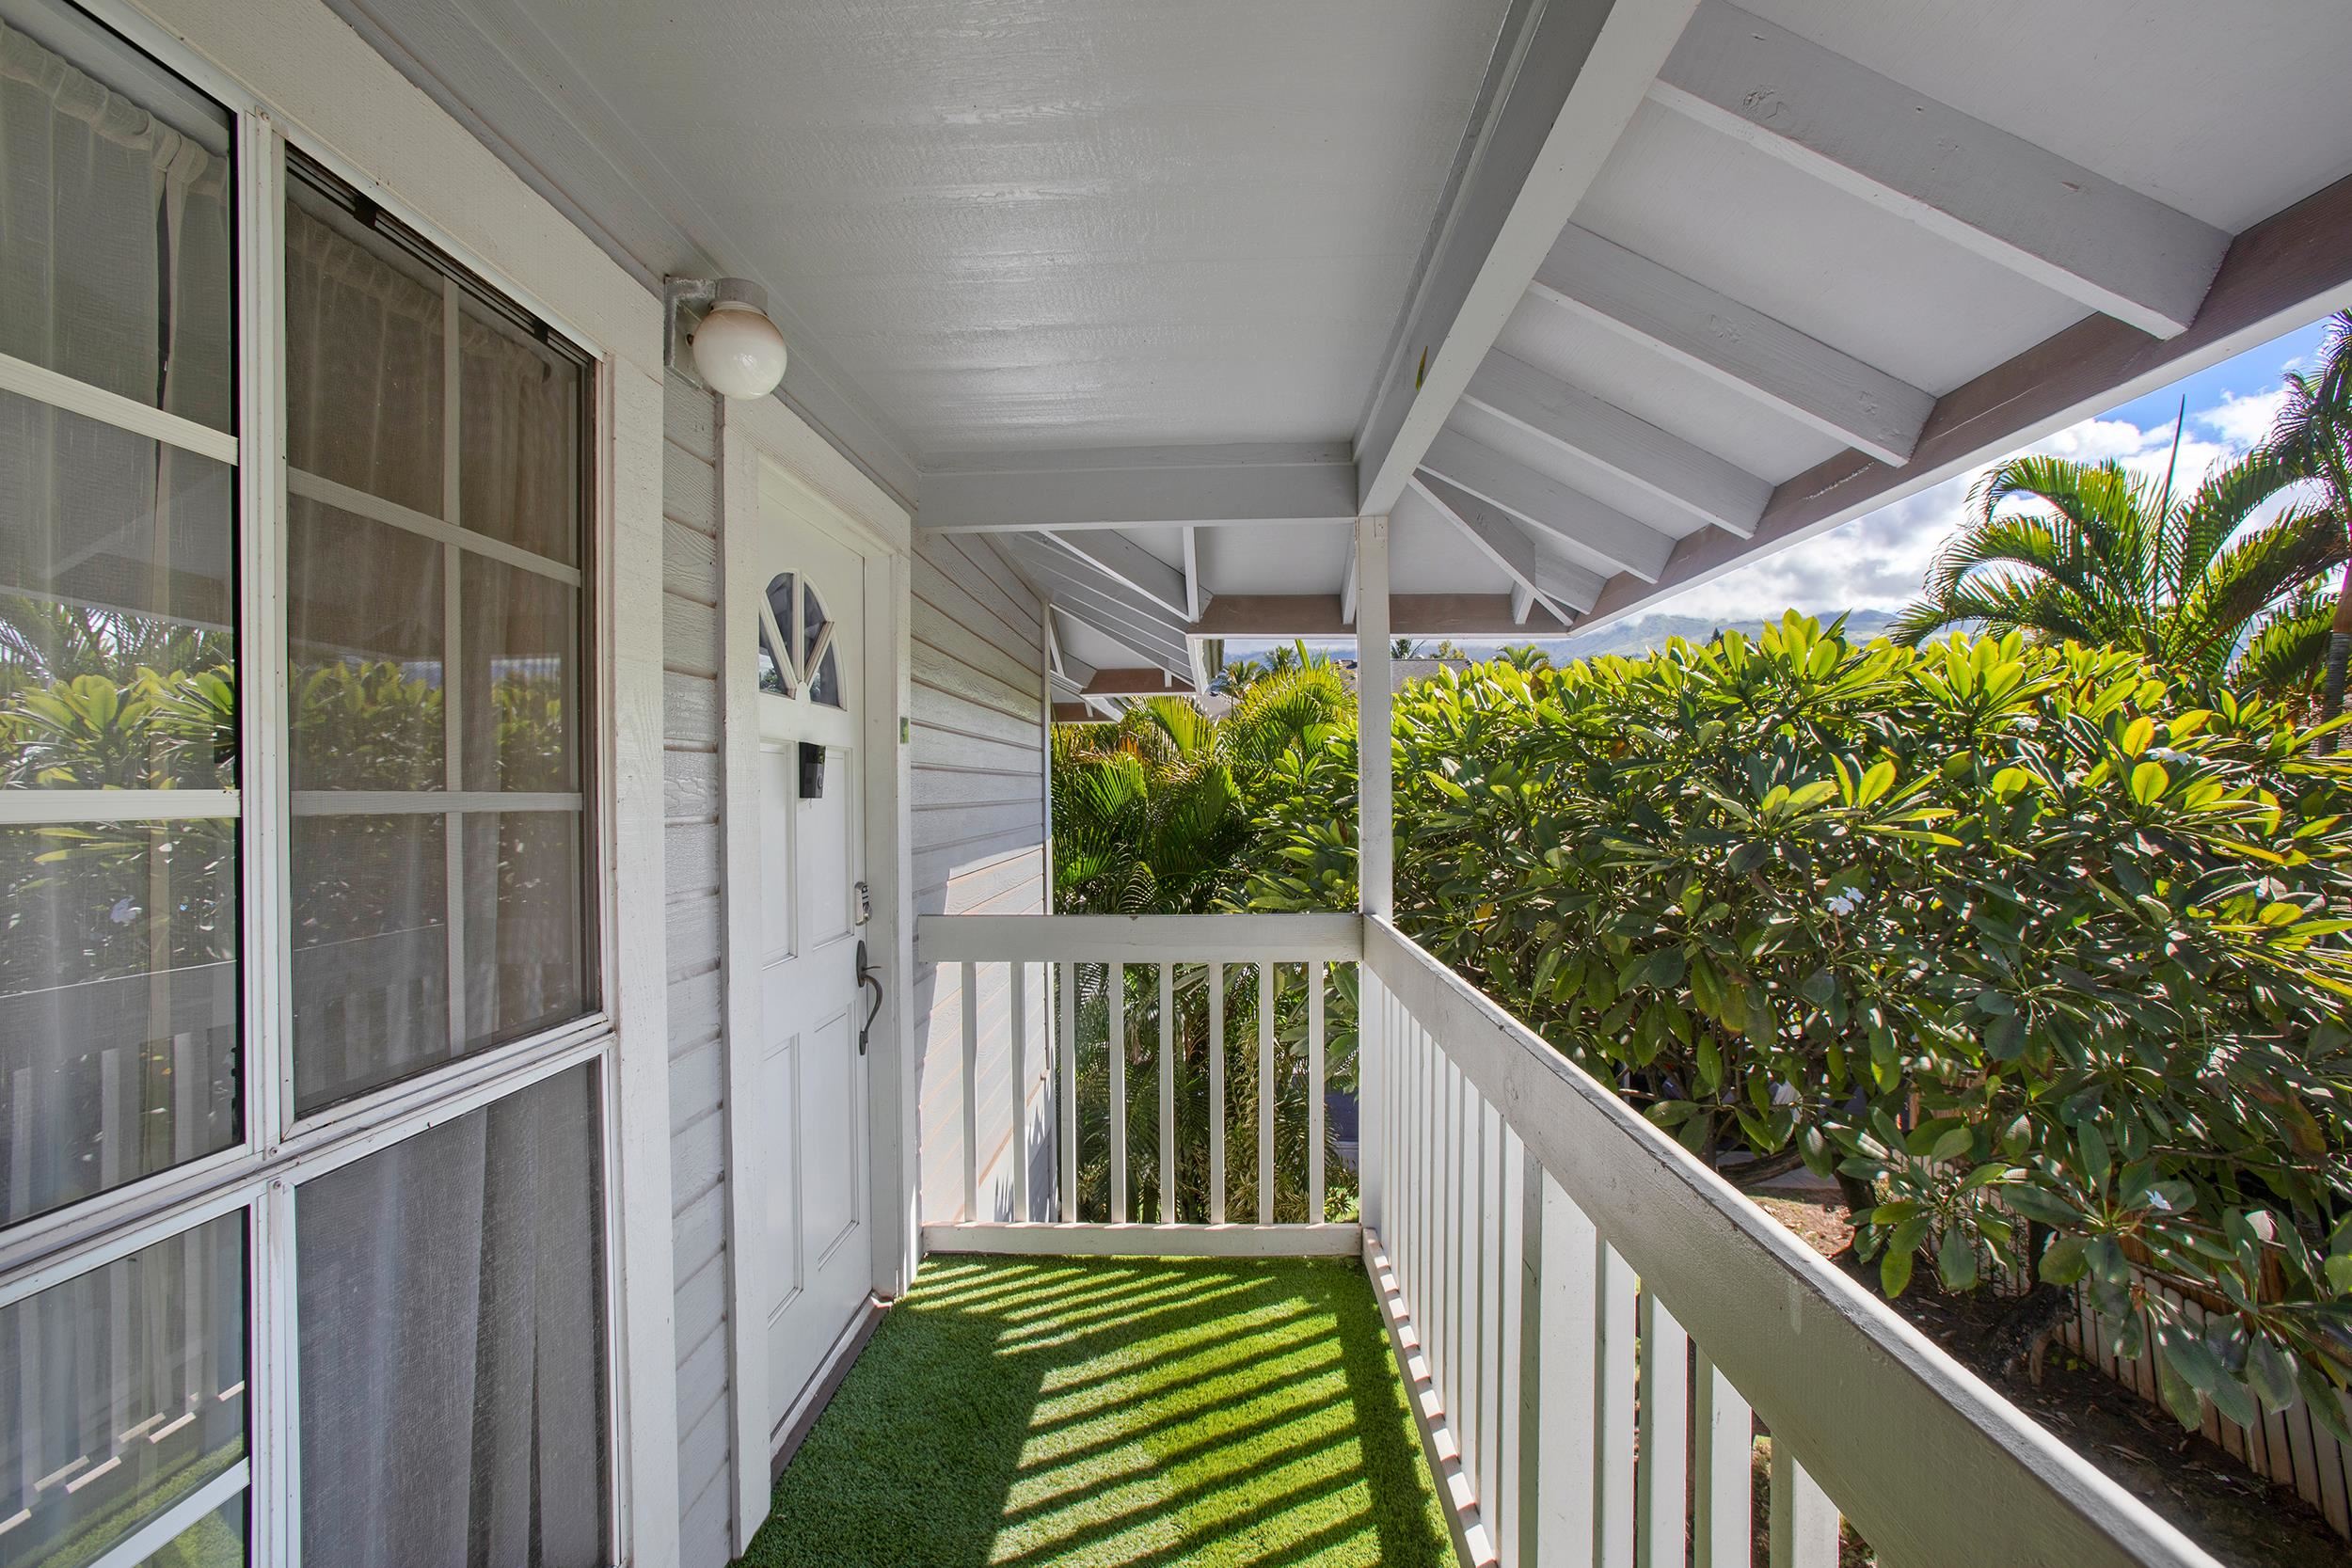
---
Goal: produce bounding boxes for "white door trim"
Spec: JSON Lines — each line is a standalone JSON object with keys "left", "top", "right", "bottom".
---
{"left": 716, "top": 397, "right": 913, "bottom": 1553}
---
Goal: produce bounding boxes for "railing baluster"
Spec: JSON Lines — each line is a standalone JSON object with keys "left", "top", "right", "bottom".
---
{"left": 1257, "top": 960, "right": 1275, "bottom": 1226}
{"left": 1307, "top": 959, "right": 1326, "bottom": 1222}
{"left": 1597, "top": 1239, "right": 1639, "bottom": 1568}
{"left": 1637, "top": 1291, "right": 1690, "bottom": 1568}
{"left": 1109, "top": 962, "right": 1127, "bottom": 1226}
{"left": 1494, "top": 1127, "right": 1526, "bottom": 1566}
{"left": 1209, "top": 960, "right": 1227, "bottom": 1225}
{"left": 961, "top": 959, "right": 978, "bottom": 1221}
{"left": 1058, "top": 960, "right": 1076, "bottom": 1222}
{"left": 1692, "top": 1351, "right": 1753, "bottom": 1568}
{"left": 1009, "top": 959, "right": 1028, "bottom": 1224}
{"left": 1769, "top": 1443, "right": 1840, "bottom": 1568}
{"left": 1479, "top": 1100, "right": 1505, "bottom": 1532}
{"left": 1519, "top": 1164, "right": 1597, "bottom": 1567}
{"left": 1158, "top": 961, "right": 1175, "bottom": 1225}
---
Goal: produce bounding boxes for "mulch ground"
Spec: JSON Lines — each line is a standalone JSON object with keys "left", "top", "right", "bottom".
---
{"left": 1753, "top": 1197, "right": 2345, "bottom": 1568}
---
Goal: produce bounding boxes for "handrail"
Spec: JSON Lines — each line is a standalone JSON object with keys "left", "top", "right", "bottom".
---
{"left": 1364, "top": 916, "right": 2218, "bottom": 1568}
{"left": 916, "top": 911, "right": 1361, "bottom": 963}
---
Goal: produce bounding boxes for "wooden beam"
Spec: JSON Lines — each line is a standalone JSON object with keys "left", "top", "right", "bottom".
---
{"left": 1463, "top": 351, "right": 1769, "bottom": 536}
{"left": 1406, "top": 473, "right": 1572, "bottom": 623}
{"left": 1354, "top": 0, "right": 1703, "bottom": 515}
{"left": 1584, "top": 166, "right": 2352, "bottom": 625}
{"left": 1421, "top": 429, "right": 1675, "bottom": 580}
{"left": 1052, "top": 702, "right": 1113, "bottom": 725}
{"left": 1652, "top": 1, "right": 2228, "bottom": 340}
{"left": 1044, "top": 528, "right": 1194, "bottom": 620}
{"left": 917, "top": 442, "right": 1355, "bottom": 531}
{"left": 1532, "top": 225, "right": 1933, "bottom": 466}
{"left": 1194, "top": 594, "right": 1565, "bottom": 639}
{"left": 1082, "top": 668, "right": 1195, "bottom": 698}
{"left": 1183, "top": 527, "right": 1203, "bottom": 622}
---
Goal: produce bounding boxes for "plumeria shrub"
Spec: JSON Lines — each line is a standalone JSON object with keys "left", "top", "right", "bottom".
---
{"left": 1251, "top": 615, "right": 2352, "bottom": 1435}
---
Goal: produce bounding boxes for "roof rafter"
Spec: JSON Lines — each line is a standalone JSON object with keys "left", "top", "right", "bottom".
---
{"left": 1463, "top": 351, "right": 1769, "bottom": 537}
{"left": 1406, "top": 473, "right": 1573, "bottom": 623}
{"left": 1651, "top": 1, "right": 2230, "bottom": 341}
{"left": 1421, "top": 428, "right": 1675, "bottom": 580}
{"left": 1043, "top": 529, "right": 1197, "bottom": 621}
{"left": 1003, "top": 538, "right": 1196, "bottom": 678}
{"left": 1531, "top": 225, "right": 1933, "bottom": 466}
{"left": 1353, "top": 0, "right": 1705, "bottom": 516}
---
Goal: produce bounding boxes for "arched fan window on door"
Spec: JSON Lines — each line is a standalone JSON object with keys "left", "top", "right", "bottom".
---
{"left": 755, "top": 571, "right": 843, "bottom": 707}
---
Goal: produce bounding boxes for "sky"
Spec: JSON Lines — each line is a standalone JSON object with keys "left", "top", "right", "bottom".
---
{"left": 1226, "top": 313, "right": 2337, "bottom": 666}
{"left": 1642, "top": 315, "right": 2336, "bottom": 626}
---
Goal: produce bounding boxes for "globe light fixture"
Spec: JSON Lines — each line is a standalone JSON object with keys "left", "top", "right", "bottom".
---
{"left": 664, "top": 276, "right": 787, "bottom": 400}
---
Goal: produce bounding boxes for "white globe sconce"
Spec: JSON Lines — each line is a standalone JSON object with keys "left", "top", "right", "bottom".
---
{"left": 663, "top": 276, "right": 788, "bottom": 400}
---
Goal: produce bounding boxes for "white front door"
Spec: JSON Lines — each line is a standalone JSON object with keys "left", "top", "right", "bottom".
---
{"left": 749, "top": 485, "right": 874, "bottom": 1428}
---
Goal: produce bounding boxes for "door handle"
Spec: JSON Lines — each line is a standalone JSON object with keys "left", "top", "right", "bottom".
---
{"left": 855, "top": 939, "right": 884, "bottom": 1055}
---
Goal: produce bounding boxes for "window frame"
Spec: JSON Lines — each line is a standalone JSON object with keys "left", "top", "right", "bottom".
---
{"left": 0, "top": 7, "right": 645, "bottom": 1564}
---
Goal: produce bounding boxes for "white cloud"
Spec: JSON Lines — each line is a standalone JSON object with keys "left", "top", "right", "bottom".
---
{"left": 2199, "top": 388, "right": 2288, "bottom": 449}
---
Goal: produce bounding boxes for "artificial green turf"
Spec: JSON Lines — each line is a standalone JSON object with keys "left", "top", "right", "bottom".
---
{"left": 739, "top": 1255, "right": 1453, "bottom": 1568}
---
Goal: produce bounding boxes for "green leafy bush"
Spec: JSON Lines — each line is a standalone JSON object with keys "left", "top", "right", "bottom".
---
{"left": 1252, "top": 615, "right": 2352, "bottom": 1434}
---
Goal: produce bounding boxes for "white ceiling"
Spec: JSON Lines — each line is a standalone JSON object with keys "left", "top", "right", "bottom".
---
{"left": 480, "top": 0, "right": 1510, "bottom": 458}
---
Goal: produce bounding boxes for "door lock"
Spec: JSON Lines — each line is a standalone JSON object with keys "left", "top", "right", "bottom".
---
{"left": 854, "top": 939, "right": 884, "bottom": 1054}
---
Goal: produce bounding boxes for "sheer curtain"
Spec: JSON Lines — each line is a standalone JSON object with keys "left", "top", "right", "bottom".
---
{"left": 295, "top": 1063, "right": 607, "bottom": 1568}
{"left": 0, "top": 16, "right": 239, "bottom": 1220}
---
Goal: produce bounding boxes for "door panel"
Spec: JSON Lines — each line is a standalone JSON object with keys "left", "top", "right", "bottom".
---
{"left": 743, "top": 482, "right": 874, "bottom": 1435}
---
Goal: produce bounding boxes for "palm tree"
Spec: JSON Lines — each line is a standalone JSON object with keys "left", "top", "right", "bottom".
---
{"left": 2258, "top": 311, "right": 2352, "bottom": 743}
{"left": 1890, "top": 419, "right": 2343, "bottom": 694}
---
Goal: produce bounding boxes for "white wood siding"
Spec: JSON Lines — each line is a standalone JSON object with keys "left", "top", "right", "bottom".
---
{"left": 911, "top": 534, "right": 1054, "bottom": 1224}
{"left": 660, "top": 372, "right": 737, "bottom": 1568}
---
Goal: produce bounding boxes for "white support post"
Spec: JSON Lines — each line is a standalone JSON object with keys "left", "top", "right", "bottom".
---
{"left": 1209, "top": 961, "right": 1228, "bottom": 1224}
{"left": 1109, "top": 964, "right": 1127, "bottom": 1225}
{"left": 1158, "top": 961, "right": 1176, "bottom": 1224}
{"left": 1770, "top": 1444, "right": 1841, "bottom": 1568}
{"left": 961, "top": 960, "right": 979, "bottom": 1220}
{"left": 1357, "top": 515, "right": 1393, "bottom": 918}
{"left": 1009, "top": 960, "right": 1028, "bottom": 1224}
{"left": 1058, "top": 961, "right": 1078, "bottom": 1222}
{"left": 1257, "top": 961, "right": 1276, "bottom": 1226}
{"left": 1597, "top": 1240, "right": 1640, "bottom": 1568}
{"left": 1692, "top": 1351, "right": 1754, "bottom": 1568}
{"left": 1307, "top": 960, "right": 1326, "bottom": 1222}
{"left": 1519, "top": 1166, "right": 1600, "bottom": 1568}
{"left": 1638, "top": 1291, "right": 1691, "bottom": 1568}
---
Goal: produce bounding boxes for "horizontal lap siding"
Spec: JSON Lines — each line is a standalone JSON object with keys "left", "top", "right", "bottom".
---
{"left": 911, "top": 534, "right": 1054, "bottom": 1225}
{"left": 661, "top": 375, "right": 736, "bottom": 1567}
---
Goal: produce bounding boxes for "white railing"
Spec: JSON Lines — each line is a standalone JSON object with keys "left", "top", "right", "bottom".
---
{"left": 1361, "top": 916, "right": 2222, "bottom": 1568}
{"left": 916, "top": 912, "right": 1360, "bottom": 1255}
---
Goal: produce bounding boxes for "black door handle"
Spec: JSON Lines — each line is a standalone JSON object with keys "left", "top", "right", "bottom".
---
{"left": 855, "top": 939, "right": 883, "bottom": 1054}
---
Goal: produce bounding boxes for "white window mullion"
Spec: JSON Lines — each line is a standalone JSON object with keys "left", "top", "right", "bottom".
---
{"left": 236, "top": 105, "right": 295, "bottom": 1568}
{"left": 238, "top": 111, "right": 292, "bottom": 1156}
{"left": 442, "top": 278, "right": 469, "bottom": 1058}
{"left": 258, "top": 1179, "right": 300, "bottom": 1568}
